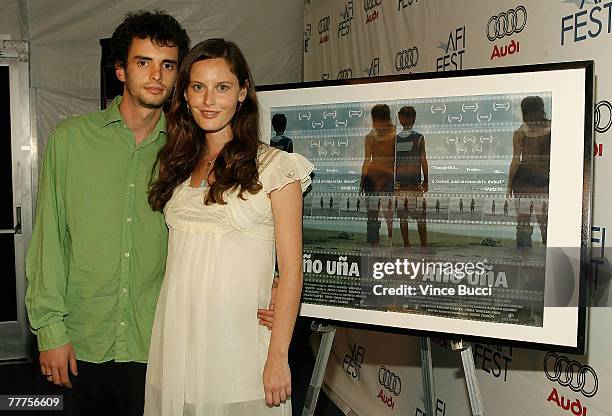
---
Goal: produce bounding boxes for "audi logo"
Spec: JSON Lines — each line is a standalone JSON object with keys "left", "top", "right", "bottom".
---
{"left": 395, "top": 47, "right": 419, "bottom": 71}
{"left": 318, "top": 16, "right": 330, "bottom": 34}
{"left": 378, "top": 366, "right": 401, "bottom": 396}
{"left": 337, "top": 68, "right": 353, "bottom": 79}
{"left": 487, "top": 6, "right": 527, "bottom": 41}
{"left": 544, "top": 352, "right": 598, "bottom": 398}
{"left": 364, "top": 0, "right": 382, "bottom": 12}
{"left": 595, "top": 100, "right": 612, "bottom": 133}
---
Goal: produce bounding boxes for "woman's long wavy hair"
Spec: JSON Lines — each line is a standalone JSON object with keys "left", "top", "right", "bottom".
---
{"left": 148, "top": 38, "right": 262, "bottom": 211}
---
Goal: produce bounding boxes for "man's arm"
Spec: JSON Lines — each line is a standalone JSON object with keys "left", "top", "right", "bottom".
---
{"left": 420, "top": 136, "right": 429, "bottom": 192}
{"left": 25, "top": 123, "right": 77, "bottom": 387}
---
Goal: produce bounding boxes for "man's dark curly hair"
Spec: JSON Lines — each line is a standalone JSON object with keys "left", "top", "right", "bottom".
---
{"left": 110, "top": 10, "right": 190, "bottom": 68}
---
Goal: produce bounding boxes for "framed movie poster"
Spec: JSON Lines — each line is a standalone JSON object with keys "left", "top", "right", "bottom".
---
{"left": 258, "top": 61, "right": 593, "bottom": 353}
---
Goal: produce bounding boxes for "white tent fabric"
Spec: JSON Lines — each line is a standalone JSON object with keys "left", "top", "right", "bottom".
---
{"left": 2, "top": 0, "right": 304, "bottom": 158}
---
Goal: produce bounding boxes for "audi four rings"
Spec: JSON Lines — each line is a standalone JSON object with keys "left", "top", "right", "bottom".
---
{"left": 378, "top": 366, "right": 401, "bottom": 396}
{"left": 487, "top": 6, "right": 527, "bottom": 41}
{"left": 595, "top": 100, "right": 612, "bottom": 134}
{"left": 395, "top": 47, "right": 419, "bottom": 71}
{"left": 544, "top": 352, "right": 598, "bottom": 398}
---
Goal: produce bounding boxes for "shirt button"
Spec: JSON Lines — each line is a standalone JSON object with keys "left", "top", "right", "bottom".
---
{"left": 124, "top": 252, "right": 130, "bottom": 257}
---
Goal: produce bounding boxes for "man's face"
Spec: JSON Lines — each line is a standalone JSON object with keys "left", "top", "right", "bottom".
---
{"left": 116, "top": 37, "right": 179, "bottom": 109}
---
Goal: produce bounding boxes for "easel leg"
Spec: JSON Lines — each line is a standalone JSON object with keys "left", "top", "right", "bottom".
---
{"left": 452, "top": 340, "right": 485, "bottom": 416}
{"left": 420, "top": 337, "right": 436, "bottom": 416}
{"left": 302, "top": 323, "right": 336, "bottom": 416}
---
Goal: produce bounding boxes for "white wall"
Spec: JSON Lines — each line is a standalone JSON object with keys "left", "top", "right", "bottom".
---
{"left": 0, "top": 0, "right": 26, "bottom": 39}
{"left": 25, "top": 0, "right": 303, "bottom": 156}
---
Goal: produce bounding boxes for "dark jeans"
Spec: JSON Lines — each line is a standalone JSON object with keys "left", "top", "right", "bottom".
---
{"left": 71, "top": 360, "right": 146, "bottom": 416}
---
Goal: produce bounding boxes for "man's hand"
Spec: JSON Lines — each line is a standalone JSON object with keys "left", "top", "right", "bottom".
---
{"left": 258, "top": 277, "right": 278, "bottom": 330}
{"left": 39, "top": 342, "right": 78, "bottom": 388}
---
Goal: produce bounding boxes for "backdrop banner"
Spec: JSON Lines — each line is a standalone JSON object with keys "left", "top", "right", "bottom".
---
{"left": 304, "top": 1, "right": 610, "bottom": 415}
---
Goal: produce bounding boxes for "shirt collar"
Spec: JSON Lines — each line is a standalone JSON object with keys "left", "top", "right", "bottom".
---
{"left": 101, "top": 96, "right": 123, "bottom": 127}
{"left": 100, "top": 95, "right": 167, "bottom": 136}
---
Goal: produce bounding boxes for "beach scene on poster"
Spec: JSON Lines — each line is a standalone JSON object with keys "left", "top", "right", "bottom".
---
{"left": 270, "top": 92, "right": 552, "bottom": 327}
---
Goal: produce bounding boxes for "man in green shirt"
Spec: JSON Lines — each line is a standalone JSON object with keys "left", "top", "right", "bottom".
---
{"left": 24, "top": 11, "right": 190, "bottom": 416}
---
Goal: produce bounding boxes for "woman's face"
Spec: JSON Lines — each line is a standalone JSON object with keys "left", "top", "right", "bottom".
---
{"left": 184, "top": 58, "right": 247, "bottom": 138}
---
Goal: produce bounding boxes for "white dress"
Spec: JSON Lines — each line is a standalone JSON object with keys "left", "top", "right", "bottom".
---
{"left": 144, "top": 145, "right": 313, "bottom": 416}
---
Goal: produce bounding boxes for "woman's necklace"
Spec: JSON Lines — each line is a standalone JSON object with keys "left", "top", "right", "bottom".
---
{"left": 198, "top": 153, "right": 217, "bottom": 188}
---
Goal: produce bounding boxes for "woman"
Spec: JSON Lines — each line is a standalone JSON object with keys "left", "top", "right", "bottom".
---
{"left": 144, "top": 39, "right": 313, "bottom": 415}
{"left": 507, "top": 96, "right": 551, "bottom": 248}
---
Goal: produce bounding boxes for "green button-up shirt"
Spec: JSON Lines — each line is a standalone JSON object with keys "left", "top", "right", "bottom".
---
{"left": 25, "top": 96, "right": 168, "bottom": 363}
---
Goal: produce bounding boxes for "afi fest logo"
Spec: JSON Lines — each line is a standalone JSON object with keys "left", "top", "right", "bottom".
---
{"left": 304, "top": 24, "right": 311, "bottom": 53}
{"left": 398, "top": 0, "right": 419, "bottom": 12}
{"left": 544, "top": 352, "right": 598, "bottom": 398}
{"left": 594, "top": 99, "right": 612, "bottom": 156}
{"left": 318, "top": 16, "right": 330, "bottom": 45}
{"left": 338, "top": 0, "right": 354, "bottom": 38}
{"left": 488, "top": 6, "right": 526, "bottom": 60}
{"left": 343, "top": 343, "right": 365, "bottom": 380}
{"left": 395, "top": 47, "right": 419, "bottom": 71}
{"left": 437, "top": 26, "right": 466, "bottom": 71}
{"left": 364, "top": 57, "right": 380, "bottom": 77}
{"left": 561, "top": 0, "right": 612, "bottom": 46}
{"left": 473, "top": 344, "right": 513, "bottom": 382}
{"left": 364, "top": 0, "right": 382, "bottom": 24}
{"left": 416, "top": 399, "right": 447, "bottom": 416}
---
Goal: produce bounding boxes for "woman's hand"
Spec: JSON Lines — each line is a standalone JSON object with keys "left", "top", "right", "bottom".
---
{"left": 263, "top": 354, "right": 291, "bottom": 407}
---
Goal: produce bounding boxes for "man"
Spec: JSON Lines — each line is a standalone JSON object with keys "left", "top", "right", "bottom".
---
{"left": 24, "top": 12, "right": 189, "bottom": 416}
{"left": 360, "top": 104, "right": 395, "bottom": 245}
{"left": 270, "top": 113, "right": 294, "bottom": 152}
{"left": 25, "top": 11, "right": 273, "bottom": 416}
{"left": 395, "top": 106, "right": 428, "bottom": 246}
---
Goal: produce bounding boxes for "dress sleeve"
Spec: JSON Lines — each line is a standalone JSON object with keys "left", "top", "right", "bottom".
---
{"left": 261, "top": 151, "right": 314, "bottom": 194}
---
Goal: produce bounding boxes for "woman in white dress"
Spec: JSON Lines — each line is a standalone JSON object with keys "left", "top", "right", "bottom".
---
{"left": 144, "top": 39, "right": 313, "bottom": 415}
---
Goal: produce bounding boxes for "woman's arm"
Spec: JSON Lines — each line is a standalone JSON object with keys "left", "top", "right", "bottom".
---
{"left": 263, "top": 180, "right": 304, "bottom": 407}
{"left": 507, "top": 130, "right": 522, "bottom": 196}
